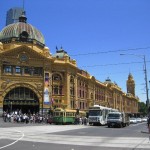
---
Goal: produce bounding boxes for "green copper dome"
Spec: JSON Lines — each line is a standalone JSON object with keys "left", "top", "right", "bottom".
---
{"left": 53, "top": 47, "right": 69, "bottom": 59}
{"left": 0, "top": 14, "right": 45, "bottom": 47}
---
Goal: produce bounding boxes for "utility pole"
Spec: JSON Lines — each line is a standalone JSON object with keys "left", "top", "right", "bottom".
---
{"left": 143, "top": 56, "right": 149, "bottom": 107}
{"left": 120, "top": 54, "right": 149, "bottom": 107}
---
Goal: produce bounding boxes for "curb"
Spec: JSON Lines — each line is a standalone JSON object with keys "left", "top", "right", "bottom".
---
{"left": 141, "top": 131, "right": 149, "bottom": 134}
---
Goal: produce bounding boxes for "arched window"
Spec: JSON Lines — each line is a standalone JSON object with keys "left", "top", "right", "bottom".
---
{"left": 53, "top": 74, "right": 62, "bottom": 81}
{"left": 19, "top": 31, "right": 29, "bottom": 42}
{"left": 4, "top": 87, "right": 38, "bottom": 102}
{"left": 70, "top": 76, "right": 74, "bottom": 83}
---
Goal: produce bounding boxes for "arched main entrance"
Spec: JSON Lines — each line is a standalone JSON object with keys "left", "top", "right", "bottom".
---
{"left": 3, "top": 87, "right": 39, "bottom": 114}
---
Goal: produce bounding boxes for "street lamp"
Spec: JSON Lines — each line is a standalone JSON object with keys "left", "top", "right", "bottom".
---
{"left": 120, "top": 53, "right": 149, "bottom": 107}
{"left": 10, "top": 101, "right": 12, "bottom": 113}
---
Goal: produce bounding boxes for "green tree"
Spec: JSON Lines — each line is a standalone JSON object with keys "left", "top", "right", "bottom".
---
{"left": 138, "top": 102, "right": 147, "bottom": 116}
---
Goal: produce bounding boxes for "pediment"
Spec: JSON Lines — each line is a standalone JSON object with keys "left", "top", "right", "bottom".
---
{"left": 0, "top": 45, "right": 52, "bottom": 63}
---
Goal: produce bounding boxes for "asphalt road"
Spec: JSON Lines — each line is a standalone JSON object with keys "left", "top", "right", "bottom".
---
{"left": 0, "top": 118, "right": 149, "bottom": 150}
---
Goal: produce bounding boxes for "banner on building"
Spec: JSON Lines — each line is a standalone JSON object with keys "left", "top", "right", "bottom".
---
{"left": 44, "top": 73, "right": 50, "bottom": 105}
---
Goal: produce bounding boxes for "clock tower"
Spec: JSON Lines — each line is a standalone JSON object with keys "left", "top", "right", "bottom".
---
{"left": 126, "top": 73, "right": 135, "bottom": 96}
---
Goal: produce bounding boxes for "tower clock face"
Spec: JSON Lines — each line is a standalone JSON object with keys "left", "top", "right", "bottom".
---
{"left": 20, "top": 54, "right": 28, "bottom": 62}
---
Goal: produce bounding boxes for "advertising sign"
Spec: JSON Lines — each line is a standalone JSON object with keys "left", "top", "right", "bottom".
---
{"left": 44, "top": 73, "right": 50, "bottom": 105}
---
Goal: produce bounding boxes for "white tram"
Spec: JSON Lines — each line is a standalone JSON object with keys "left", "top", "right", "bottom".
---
{"left": 88, "top": 105, "right": 118, "bottom": 125}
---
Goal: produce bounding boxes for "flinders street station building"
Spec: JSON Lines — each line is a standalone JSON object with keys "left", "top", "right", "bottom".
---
{"left": 0, "top": 12, "right": 139, "bottom": 115}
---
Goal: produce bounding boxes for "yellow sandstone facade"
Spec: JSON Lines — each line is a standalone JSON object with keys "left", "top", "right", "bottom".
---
{"left": 0, "top": 13, "right": 139, "bottom": 115}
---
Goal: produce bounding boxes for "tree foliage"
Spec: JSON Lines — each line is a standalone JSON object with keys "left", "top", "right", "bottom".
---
{"left": 138, "top": 102, "right": 147, "bottom": 116}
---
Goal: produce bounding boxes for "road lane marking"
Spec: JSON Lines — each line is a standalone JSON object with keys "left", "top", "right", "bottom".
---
{"left": 1, "top": 125, "right": 149, "bottom": 149}
{"left": 0, "top": 129, "right": 24, "bottom": 150}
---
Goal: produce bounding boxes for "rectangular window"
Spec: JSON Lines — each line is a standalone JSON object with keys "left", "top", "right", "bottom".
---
{"left": 34, "top": 67, "right": 42, "bottom": 76}
{"left": 24, "top": 67, "right": 30, "bottom": 74}
{"left": 4, "top": 65, "right": 12, "bottom": 73}
{"left": 15, "top": 66, "right": 21, "bottom": 74}
{"left": 55, "top": 99, "right": 58, "bottom": 103}
{"left": 80, "top": 102, "right": 82, "bottom": 109}
{"left": 71, "top": 100, "right": 75, "bottom": 109}
{"left": 54, "top": 86, "right": 58, "bottom": 94}
{"left": 70, "top": 87, "right": 74, "bottom": 96}
{"left": 83, "top": 102, "right": 85, "bottom": 109}
{"left": 80, "top": 90, "right": 81, "bottom": 97}
{"left": 59, "top": 86, "right": 62, "bottom": 95}
{"left": 82, "top": 91, "right": 84, "bottom": 98}
{"left": 34, "top": 67, "right": 39, "bottom": 75}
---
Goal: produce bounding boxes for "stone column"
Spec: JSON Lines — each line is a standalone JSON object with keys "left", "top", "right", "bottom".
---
{"left": 74, "top": 75, "right": 78, "bottom": 109}
{"left": 66, "top": 72, "right": 70, "bottom": 109}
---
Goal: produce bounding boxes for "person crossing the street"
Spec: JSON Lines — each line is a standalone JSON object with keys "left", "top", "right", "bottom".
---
{"left": 147, "top": 106, "right": 150, "bottom": 141}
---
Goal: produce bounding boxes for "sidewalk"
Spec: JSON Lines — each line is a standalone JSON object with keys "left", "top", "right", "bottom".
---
{"left": 0, "top": 117, "right": 13, "bottom": 127}
{"left": 141, "top": 123, "right": 149, "bottom": 134}
{"left": 0, "top": 117, "right": 46, "bottom": 128}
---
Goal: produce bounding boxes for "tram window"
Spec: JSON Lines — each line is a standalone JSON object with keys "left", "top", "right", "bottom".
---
{"left": 60, "top": 112, "right": 63, "bottom": 116}
{"left": 66, "top": 112, "right": 70, "bottom": 116}
{"left": 55, "top": 112, "right": 59, "bottom": 116}
{"left": 89, "top": 110, "right": 100, "bottom": 116}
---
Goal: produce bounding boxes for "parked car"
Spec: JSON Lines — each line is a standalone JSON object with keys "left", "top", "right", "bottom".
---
{"left": 141, "top": 117, "right": 147, "bottom": 122}
{"left": 136, "top": 118, "right": 142, "bottom": 123}
{"left": 130, "top": 118, "right": 137, "bottom": 124}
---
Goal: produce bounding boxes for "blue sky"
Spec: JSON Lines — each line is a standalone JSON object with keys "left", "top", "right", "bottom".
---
{"left": 1, "top": 0, "right": 150, "bottom": 103}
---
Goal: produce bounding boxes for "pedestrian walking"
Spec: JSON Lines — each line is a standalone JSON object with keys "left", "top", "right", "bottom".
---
{"left": 3, "top": 111, "right": 7, "bottom": 122}
{"left": 83, "top": 116, "right": 87, "bottom": 125}
{"left": 147, "top": 106, "right": 150, "bottom": 140}
{"left": 148, "top": 117, "right": 150, "bottom": 133}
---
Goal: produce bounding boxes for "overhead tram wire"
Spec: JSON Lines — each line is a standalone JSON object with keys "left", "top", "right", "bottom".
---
{"left": 79, "top": 60, "right": 150, "bottom": 68}
{"left": 70, "top": 46, "right": 150, "bottom": 56}
{"left": 97, "top": 69, "right": 145, "bottom": 76}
